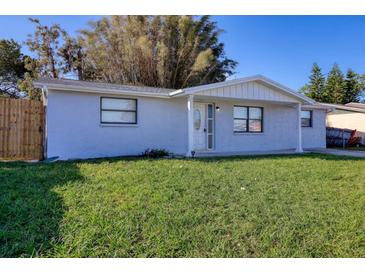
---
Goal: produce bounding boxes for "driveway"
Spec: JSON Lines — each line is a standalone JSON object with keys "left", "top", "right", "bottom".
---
{"left": 308, "top": 148, "right": 365, "bottom": 158}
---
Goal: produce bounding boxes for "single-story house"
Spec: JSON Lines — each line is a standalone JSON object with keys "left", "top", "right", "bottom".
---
{"left": 321, "top": 102, "right": 365, "bottom": 145}
{"left": 34, "top": 75, "right": 328, "bottom": 160}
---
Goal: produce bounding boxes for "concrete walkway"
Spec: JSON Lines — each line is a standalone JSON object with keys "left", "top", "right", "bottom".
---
{"left": 308, "top": 148, "right": 365, "bottom": 158}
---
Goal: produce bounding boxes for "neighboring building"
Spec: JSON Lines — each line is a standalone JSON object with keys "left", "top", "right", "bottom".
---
{"left": 321, "top": 103, "right": 365, "bottom": 145}
{"left": 34, "top": 75, "right": 328, "bottom": 160}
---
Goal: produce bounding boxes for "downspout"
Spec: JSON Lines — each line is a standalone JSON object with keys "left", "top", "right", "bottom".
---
{"left": 42, "top": 86, "right": 48, "bottom": 160}
{"left": 296, "top": 103, "right": 303, "bottom": 153}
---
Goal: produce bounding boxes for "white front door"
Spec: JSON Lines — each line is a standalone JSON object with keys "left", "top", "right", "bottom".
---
{"left": 193, "top": 103, "right": 206, "bottom": 150}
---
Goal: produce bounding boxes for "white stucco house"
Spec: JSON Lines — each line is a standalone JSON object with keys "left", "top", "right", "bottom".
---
{"left": 34, "top": 75, "right": 328, "bottom": 160}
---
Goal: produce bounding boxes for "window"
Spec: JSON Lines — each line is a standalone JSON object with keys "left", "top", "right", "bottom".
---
{"left": 233, "top": 106, "right": 263, "bottom": 133}
{"left": 100, "top": 97, "right": 137, "bottom": 124}
{"left": 301, "top": 110, "right": 312, "bottom": 127}
{"left": 194, "top": 109, "right": 201, "bottom": 130}
{"left": 207, "top": 104, "right": 214, "bottom": 149}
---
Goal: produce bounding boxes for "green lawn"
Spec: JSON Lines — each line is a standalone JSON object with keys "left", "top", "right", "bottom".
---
{"left": 1, "top": 154, "right": 364, "bottom": 258}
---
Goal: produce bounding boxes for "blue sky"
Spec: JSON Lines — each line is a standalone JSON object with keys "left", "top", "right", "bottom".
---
{"left": 0, "top": 15, "right": 364, "bottom": 90}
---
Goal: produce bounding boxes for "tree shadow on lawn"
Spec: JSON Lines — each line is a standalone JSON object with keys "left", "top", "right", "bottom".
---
{"left": 0, "top": 161, "right": 83, "bottom": 257}
{"left": 0, "top": 153, "right": 362, "bottom": 258}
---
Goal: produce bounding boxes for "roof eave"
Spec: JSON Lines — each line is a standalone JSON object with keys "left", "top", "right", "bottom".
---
{"left": 319, "top": 103, "right": 365, "bottom": 113}
{"left": 33, "top": 81, "right": 171, "bottom": 98}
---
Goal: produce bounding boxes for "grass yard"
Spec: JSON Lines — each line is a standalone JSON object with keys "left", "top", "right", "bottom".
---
{"left": 1, "top": 154, "right": 364, "bottom": 258}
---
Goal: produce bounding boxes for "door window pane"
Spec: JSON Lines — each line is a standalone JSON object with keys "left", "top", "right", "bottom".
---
{"left": 207, "top": 119, "right": 213, "bottom": 134}
{"left": 194, "top": 109, "right": 201, "bottom": 130}
{"left": 207, "top": 104, "right": 213, "bottom": 118}
{"left": 208, "top": 134, "right": 213, "bottom": 149}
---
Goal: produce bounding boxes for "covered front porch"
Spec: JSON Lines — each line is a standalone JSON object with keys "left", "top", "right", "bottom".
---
{"left": 186, "top": 94, "right": 304, "bottom": 157}
{"left": 173, "top": 75, "right": 316, "bottom": 157}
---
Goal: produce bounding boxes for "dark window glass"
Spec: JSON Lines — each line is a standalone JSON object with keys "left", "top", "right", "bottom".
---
{"left": 301, "top": 110, "right": 312, "bottom": 127}
{"left": 233, "top": 106, "right": 263, "bottom": 133}
{"left": 234, "top": 106, "right": 248, "bottom": 119}
{"left": 207, "top": 104, "right": 213, "bottom": 118}
{"left": 234, "top": 119, "right": 247, "bottom": 132}
{"left": 249, "top": 120, "right": 262, "bottom": 132}
{"left": 208, "top": 134, "right": 213, "bottom": 149}
{"left": 208, "top": 119, "right": 213, "bottom": 134}
{"left": 100, "top": 98, "right": 137, "bottom": 124}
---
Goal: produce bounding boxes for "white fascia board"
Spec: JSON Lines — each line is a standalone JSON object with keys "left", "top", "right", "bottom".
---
{"left": 33, "top": 82, "right": 170, "bottom": 98}
{"left": 302, "top": 104, "right": 333, "bottom": 111}
{"left": 168, "top": 89, "right": 184, "bottom": 96}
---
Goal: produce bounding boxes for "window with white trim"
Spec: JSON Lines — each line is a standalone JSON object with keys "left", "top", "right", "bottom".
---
{"left": 233, "top": 106, "right": 263, "bottom": 133}
{"left": 100, "top": 97, "right": 137, "bottom": 124}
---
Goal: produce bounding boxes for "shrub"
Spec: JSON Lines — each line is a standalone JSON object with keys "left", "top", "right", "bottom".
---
{"left": 142, "top": 148, "right": 169, "bottom": 158}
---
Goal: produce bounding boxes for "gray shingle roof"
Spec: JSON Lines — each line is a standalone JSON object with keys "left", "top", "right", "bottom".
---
{"left": 34, "top": 77, "right": 176, "bottom": 94}
{"left": 320, "top": 103, "right": 365, "bottom": 113}
{"left": 345, "top": 102, "right": 365, "bottom": 109}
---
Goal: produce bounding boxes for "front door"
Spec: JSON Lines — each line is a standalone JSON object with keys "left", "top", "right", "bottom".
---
{"left": 193, "top": 103, "right": 206, "bottom": 150}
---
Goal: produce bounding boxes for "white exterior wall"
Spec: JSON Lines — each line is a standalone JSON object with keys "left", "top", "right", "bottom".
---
{"left": 302, "top": 109, "right": 327, "bottom": 149}
{"left": 46, "top": 90, "right": 187, "bottom": 159}
{"left": 45, "top": 90, "right": 326, "bottom": 160}
{"left": 209, "top": 100, "right": 298, "bottom": 152}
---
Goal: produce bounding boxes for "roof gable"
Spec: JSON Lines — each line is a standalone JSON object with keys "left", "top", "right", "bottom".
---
{"left": 179, "top": 75, "right": 314, "bottom": 104}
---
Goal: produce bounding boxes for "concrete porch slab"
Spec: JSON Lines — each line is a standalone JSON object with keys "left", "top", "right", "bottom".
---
{"left": 194, "top": 149, "right": 301, "bottom": 158}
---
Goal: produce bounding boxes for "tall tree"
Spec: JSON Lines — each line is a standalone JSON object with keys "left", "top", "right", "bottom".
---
{"left": 0, "top": 39, "right": 28, "bottom": 98}
{"left": 25, "top": 18, "right": 64, "bottom": 79}
{"left": 58, "top": 33, "right": 87, "bottom": 80}
{"left": 22, "top": 18, "right": 88, "bottom": 99}
{"left": 301, "top": 63, "right": 365, "bottom": 104}
{"left": 302, "top": 63, "right": 325, "bottom": 102}
{"left": 17, "top": 57, "right": 42, "bottom": 100}
{"left": 79, "top": 15, "right": 237, "bottom": 88}
{"left": 324, "top": 64, "right": 345, "bottom": 103}
{"left": 342, "top": 69, "right": 363, "bottom": 104}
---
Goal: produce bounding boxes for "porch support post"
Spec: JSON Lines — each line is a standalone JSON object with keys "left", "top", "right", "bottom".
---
{"left": 296, "top": 103, "right": 303, "bottom": 153}
{"left": 187, "top": 95, "right": 194, "bottom": 157}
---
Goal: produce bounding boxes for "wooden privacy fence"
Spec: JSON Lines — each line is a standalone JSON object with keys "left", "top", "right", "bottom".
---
{"left": 0, "top": 98, "right": 44, "bottom": 160}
